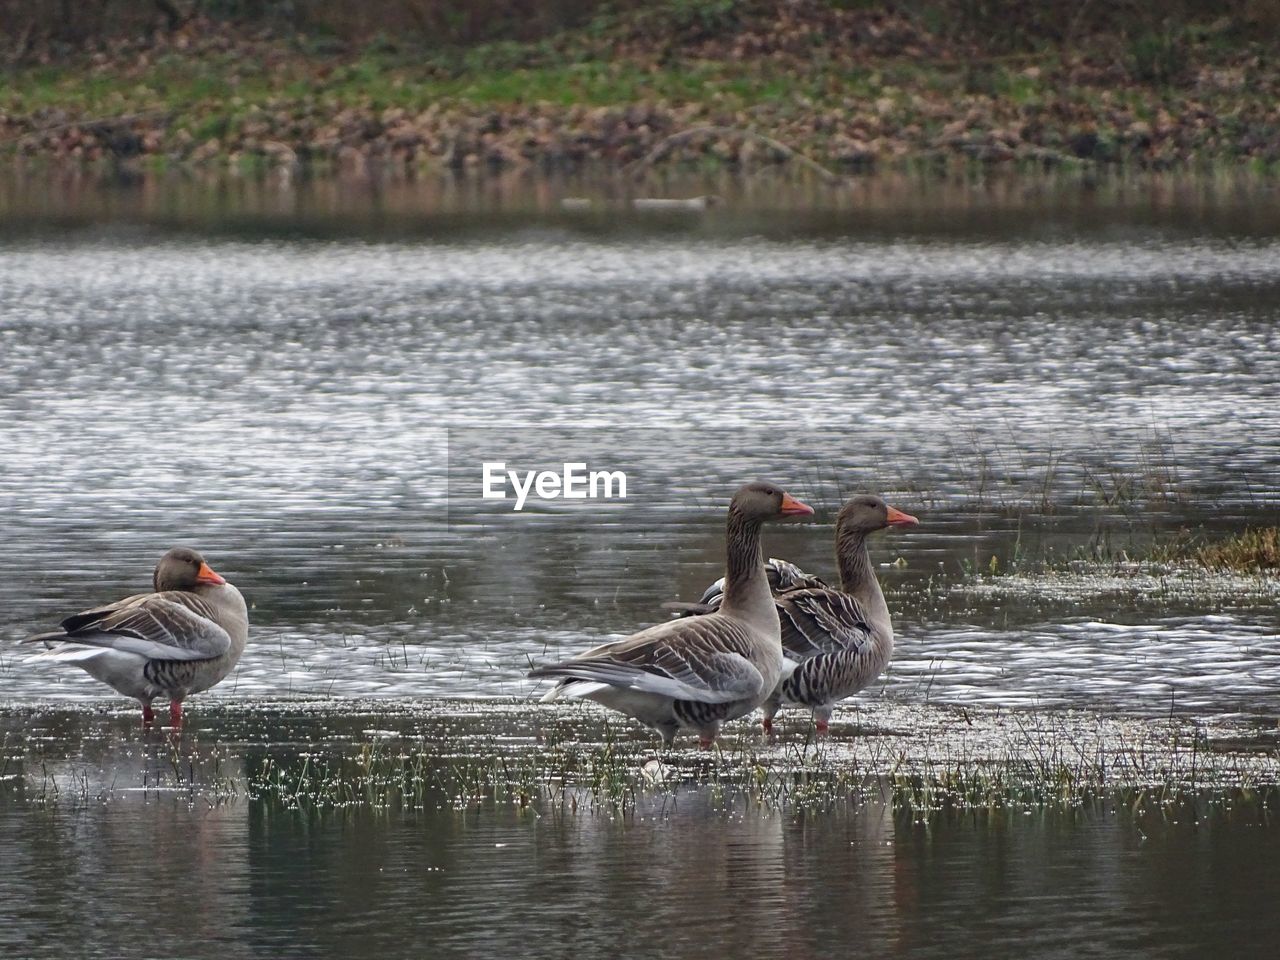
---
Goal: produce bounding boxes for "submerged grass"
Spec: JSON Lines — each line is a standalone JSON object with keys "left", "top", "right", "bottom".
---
{"left": 1189, "top": 527, "right": 1280, "bottom": 572}
{"left": 3, "top": 701, "right": 1277, "bottom": 821}
{"left": 799, "top": 425, "right": 1270, "bottom": 586}
{"left": 231, "top": 706, "right": 1280, "bottom": 818}
{"left": 814, "top": 422, "right": 1280, "bottom": 589}
{"left": 944, "top": 525, "right": 1280, "bottom": 610}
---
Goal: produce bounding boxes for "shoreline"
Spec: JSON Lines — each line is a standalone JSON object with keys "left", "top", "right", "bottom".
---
{"left": 2, "top": 165, "right": 1279, "bottom": 234}
{"left": 4, "top": 7, "right": 1279, "bottom": 178}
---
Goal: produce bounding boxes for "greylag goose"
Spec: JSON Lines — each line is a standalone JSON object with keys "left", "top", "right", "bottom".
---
{"left": 22, "top": 547, "right": 249, "bottom": 728}
{"left": 529, "top": 481, "right": 814, "bottom": 747}
{"left": 687, "top": 495, "right": 918, "bottom": 734}
{"left": 664, "top": 558, "right": 829, "bottom": 616}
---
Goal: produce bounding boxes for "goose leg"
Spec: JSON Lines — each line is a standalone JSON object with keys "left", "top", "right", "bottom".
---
{"left": 140, "top": 702, "right": 155, "bottom": 727}
{"left": 169, "top": 700, "right": 184, "bottom": 728}
{"left": 761, "top": 694, "right": 781, "bottom": 734}
{"left": 814, "top": 705, "right": 833, "bottom": 736}
{"left": 697, "top": 720, "right": 722, "bottom": 750}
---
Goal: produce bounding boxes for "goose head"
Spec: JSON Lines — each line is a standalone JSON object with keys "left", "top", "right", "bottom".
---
{"left": 731, "top": 481, "right": 815, "bottom": 521}
{"left": 837, "top": 495, "right": 919, "bottom": 535}
{"left": 153, "top": 547, "right": 227, "bottom": 592}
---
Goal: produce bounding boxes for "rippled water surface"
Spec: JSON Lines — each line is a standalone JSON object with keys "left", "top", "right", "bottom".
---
{"left": 2, "top": 179, "right": 1280, "bottom": 959}
{"left": 3, "top": 194, "right": 1278, "bottom": 716}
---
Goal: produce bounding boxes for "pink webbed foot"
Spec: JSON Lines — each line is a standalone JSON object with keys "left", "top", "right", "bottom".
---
{"left": 761, "top": 717, "right": 774, "bottom": 734}
{"left": 815, "top": 719, "right": 830, "bottom": 736}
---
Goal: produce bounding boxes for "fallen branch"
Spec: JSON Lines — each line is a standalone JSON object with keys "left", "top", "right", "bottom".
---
{"left": 623, "top": 125, "right": 841, "bottom": 184}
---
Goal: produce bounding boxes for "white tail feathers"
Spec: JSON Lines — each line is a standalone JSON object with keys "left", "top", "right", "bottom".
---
{"left": 539, "top": 680, "right": 608, "bottom": 703}
{"left": 28, "top": 644, "right": 113, "bottom": 664}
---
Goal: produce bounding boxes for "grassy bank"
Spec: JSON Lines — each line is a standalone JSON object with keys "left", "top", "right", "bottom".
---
{"left": 2, "top": 1, "right": 1280, "bottom": 176}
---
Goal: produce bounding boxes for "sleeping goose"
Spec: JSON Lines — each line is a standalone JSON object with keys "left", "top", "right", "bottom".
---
{"left": 529, "top": 481, "right": 814, "bottom": 747}
{"left": 687, "top": 494, "right": 918, "bottom": 734}
{"left": 21, "top": 547, "right": 249, "bottom": 728}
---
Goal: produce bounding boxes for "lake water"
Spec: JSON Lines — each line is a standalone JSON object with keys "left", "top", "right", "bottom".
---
{"left": 1, "top": 173, "right": 1278, "bottom": 957}
{"left": 2, "top": 703, "right": 1278, "bottom": 959}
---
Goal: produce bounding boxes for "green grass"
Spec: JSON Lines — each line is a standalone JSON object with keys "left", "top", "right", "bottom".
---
{"left": 3, "top": 4, "right": 1277, "bottom": 171}
{"left": 2, "top": 52, "right": 823, "bottom": 125}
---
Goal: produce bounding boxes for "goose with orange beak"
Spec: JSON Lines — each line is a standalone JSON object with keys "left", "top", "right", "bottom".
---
{"left": 681, "top": 494, "right": 919, "bottom": 735}
{"left": 22, "top": 547, "right": 249, "bottom": 729}
{"left": 530, "top": 481, "right": 814, "bottom": 747}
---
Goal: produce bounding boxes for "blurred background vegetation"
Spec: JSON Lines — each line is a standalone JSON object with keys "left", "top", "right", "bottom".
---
{"left": 4, "top": 2, "right": 1278, "bottom": 172}
{"left": 4, "top": 0, "right": 1279, "bottom": 55}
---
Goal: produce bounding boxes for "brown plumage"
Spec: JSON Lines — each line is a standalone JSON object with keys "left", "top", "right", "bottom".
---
{"left": 687, "top": 494, "right": 919, "bottom": 734}
{"left": 21, "top": 547, "right": 249, "bottom": 728}
{"left": 529, "top": 481, "right": 814, "bottom": 746}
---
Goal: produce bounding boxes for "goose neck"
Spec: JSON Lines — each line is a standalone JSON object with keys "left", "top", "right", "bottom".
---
{"left": 719, "top": 507, "right": 768, "bottom": 615}
{"left": 837, "top": 527, "right": 890, "bottom": 623}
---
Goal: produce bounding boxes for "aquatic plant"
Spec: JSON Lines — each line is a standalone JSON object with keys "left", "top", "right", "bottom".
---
{"left": 232, "top": 705, "right": 1280, "bottom": 819}
{"left": 1194, "top": 527, "right": 1280, "bottom": 572}
{"left": 4, "top": 701, "right": 1275, "bottom": 823}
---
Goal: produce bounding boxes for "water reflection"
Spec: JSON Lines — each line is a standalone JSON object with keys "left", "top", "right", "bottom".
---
{"left": 2, "top": 706, "right": 1277, "bottom": 959}
{"left": 8, "top": 788, "right": 1273, "bottom": 959}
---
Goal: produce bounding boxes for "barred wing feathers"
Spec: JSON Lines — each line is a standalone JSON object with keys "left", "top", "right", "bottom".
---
{"left": 530, "top": 615, "right": 768, "bottom": 704}
{"left": 24, "top": 591, "right": 232, "bottom": 662}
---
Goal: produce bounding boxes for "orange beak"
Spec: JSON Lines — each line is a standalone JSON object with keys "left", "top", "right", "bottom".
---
{"left": 195, "top": 562, "right": 226, "bottom": 586}
{"left": 886, "top": 505, "right": 919, "bottom": 527}
{"left": 780, "top": 492, "right": 815, "bottom": 517}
